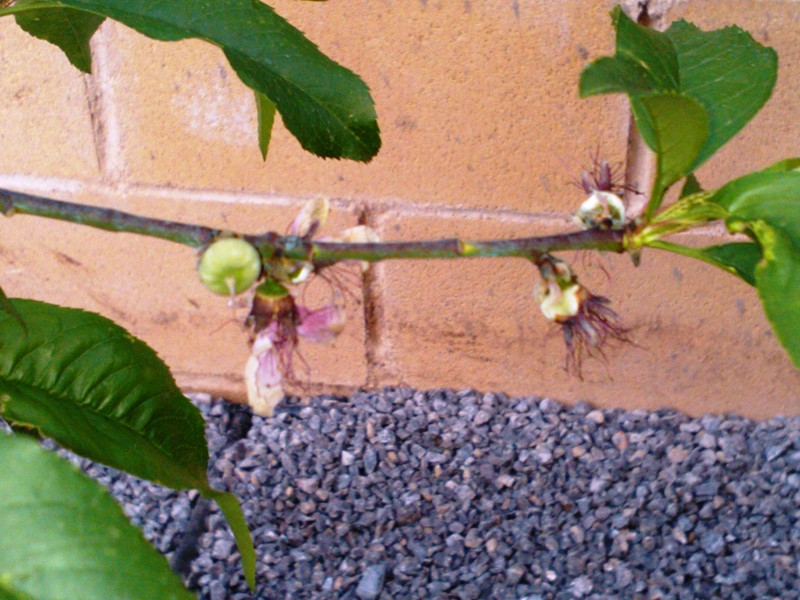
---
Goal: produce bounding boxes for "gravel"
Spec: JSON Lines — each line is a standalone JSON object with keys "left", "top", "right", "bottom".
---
{"left": 38, "top": 388, "right": 800, "bottom": 598}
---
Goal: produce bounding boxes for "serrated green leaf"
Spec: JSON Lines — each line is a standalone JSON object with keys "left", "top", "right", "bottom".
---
{"left": 665, "top": 19, "right": 777, "bottom": 168}
{"left": 699, "top": 243, "right": 761, "bottom": 286}
{"left": 255, "top": 91, "right": 276, "bottom": 161}
{"left": 0, "top": 434, "right": 194, "bottom": 600}
{"left": 5, "top": 0, "right": 380, "bottom": 161}
{"left": 651, "top": 189, "right": 723, "bottom": 228}
{"left": 0, "top": 299, "right": 256, "bottom": 588}
{"left": 14, "top": 8, "right": 103, "bottom": 73}
{"left": 0, "top": 299, "right": 209, "bottom": 491}
{"left": 579, "top": 7, "right": 678, "bottom": 97}
{"left": 750, "top": 221, "right": 800, "bottom": 368}
{"left": 581, "top": 7, "right": 777, "bottom": 217}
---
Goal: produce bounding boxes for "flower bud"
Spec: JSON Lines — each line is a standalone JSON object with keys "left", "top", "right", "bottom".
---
{"left": 198, "top": 238, "right": 261, "bottom": 296}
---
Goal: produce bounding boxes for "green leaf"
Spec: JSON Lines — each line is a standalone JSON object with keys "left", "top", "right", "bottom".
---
{"left": 0, "top": 434, "right": 194, "bottom": 600}
{"left": 0, "top": 285, "right": 25, "bottom": 332}
{"left": 208, "top": 490, "right": 256, "bottom": 590}
{"left": 636, "top": 93, "right": 708, "bottom": 202}
{"left": 0, "top": 299, "right": 256, "bottom": 588}
{"left": 646, "top": 240, "right": 759, "bottom": 286}
{"left": 581, "top": 7, "right": 777, "bottom": 215}
{"left": 679, "top": 173, "right": 703, "bottom": 199}
{"left": 710, "top": 170, "right": 800, "bottom": 245}
{"left": 762, "top": 157, "right": 800, "bottom": 173}
{"left": 5, "top": 0, "right": 380, "bottom": 161}
{"left": 14, "top": 8, "right": 103, "bottom": 73}
{"left": 0, "top": 299, "right": 209, "bottom": 491}
{"left": 665, "top": 19, "right": 777, "bottom": 168}
{"left": 0, "top": 580, "right": 35, "bottom": 600}
{"left": 703, "top": 166, "right": 800, "bottom": 367}
{"left": 255, "top": 91, "right": 276, "bottom": 161}
{"left": 699, "top": 242, "right": 761, "bottom": 286}
{"left": 579, "top": 8, "right": 678, "bottom": 96}
{"left": 750, "top": 221, "right": 800, "bottom": 368}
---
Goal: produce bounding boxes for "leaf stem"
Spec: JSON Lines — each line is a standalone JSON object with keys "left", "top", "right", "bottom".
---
{"left": 0, "top": 187, "right": 627, "bottom": 264}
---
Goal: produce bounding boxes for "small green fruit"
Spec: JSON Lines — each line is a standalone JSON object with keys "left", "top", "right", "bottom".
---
{"left": 198, "top": 238, "right": 261, "bottom": 295}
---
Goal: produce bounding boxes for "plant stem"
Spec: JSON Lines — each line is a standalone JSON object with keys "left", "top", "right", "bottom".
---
{"left": 0, "top": 188, "right": 221, "bottom": 248}
{"left": 307, "top": 230, "right": 625, "bottom": 264}
{"left": 0, "top": 187, "right": 627, "bottom": 263}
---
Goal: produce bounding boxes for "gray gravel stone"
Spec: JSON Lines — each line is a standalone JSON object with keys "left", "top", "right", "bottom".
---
{"left": 569, "top": 574, "right": 593, "bottom": 597}
{"left": 40, "top": 389, "right": 800, "bottom": 599}
{"left": 355, "top": 564, "right": 386, "bottom": 599}
{"left": 701, "top": 529, "right": 726, "bottom": 555}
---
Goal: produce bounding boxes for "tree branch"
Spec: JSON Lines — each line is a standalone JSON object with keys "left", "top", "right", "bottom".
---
{"left": 0, "top": 187, "right": 627, "bottom": 265}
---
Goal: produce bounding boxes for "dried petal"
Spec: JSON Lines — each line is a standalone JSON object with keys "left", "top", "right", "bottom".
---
{"left": 297, "top": 304, "right": 346, "bottom": 342}
{"left": 290, "top": 197, "right": 330, "bottom": 238}
{"left": 535, "top": 281, "right": 581, "bottom": 322}
{"left": 245, "top": 335, "right": 285, "bottom": 416}
{"left": 333, "top": 225, "right": 380, "bottom": 244}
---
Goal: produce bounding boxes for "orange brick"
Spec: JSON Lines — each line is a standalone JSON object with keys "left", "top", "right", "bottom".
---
{"left": 1, "top": 4, "right": 799, "bottom": 418}
{"left": 92, "top": 3, "right": 629, "bottom": 213}
{"left": 0, "top": 19, "right": 99, "bottom": 179}
{"left": 371, "top": 211, "right": 800, "bottom": 418}
{"left": 0, "top": 186, "right": 367, "bottom": 401}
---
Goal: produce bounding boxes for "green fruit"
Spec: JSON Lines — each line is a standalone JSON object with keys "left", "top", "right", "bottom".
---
{"left": 198, "top": 238, "right": 261, "bottom": 295}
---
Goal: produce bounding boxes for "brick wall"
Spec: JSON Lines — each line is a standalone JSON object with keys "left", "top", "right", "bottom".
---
{"left": 0, "top": 0, "right": 798, "bottom": 418}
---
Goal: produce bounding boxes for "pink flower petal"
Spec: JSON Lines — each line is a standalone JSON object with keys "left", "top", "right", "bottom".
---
{"left": 297, "top": 304, "right": 346, "bottom": 342}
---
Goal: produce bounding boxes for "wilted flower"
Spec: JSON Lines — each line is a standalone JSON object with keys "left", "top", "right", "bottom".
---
{"left": 573, "top": 152, "right": 633, "bottom": 230}
{"left": 573, "top": 190, "right": 626, "bottom": 230}
{"left": 290, "top": 196, "right": 330, "bottom": 238}
{"left": 244, "top": 281, "right": 345, "bottom": 416}
{"left": 244, "top": 334, "right": 283, "bottom": 418}
{"left": 270, "top": 198, "right": 380, "bottom": 283}
{"left": 534, "top": 256, "right": 629, "bottom": 375}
